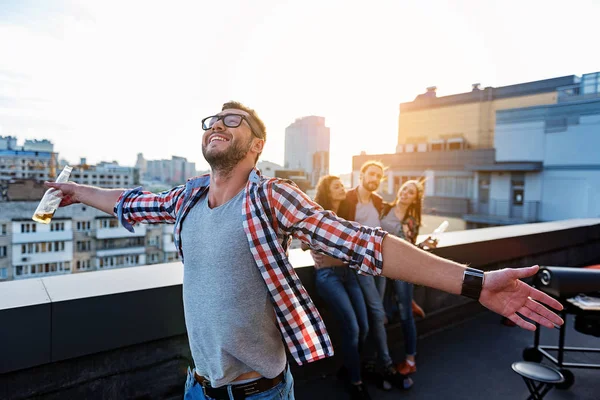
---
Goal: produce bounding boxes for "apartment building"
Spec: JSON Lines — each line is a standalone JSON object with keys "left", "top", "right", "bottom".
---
{"left": 464, "top": 72, "right": 600, "bottom": 227}
{"left": 353, "top": 71, "right": 600, "bottom": 227}
{"left": 0, "top": 137, "right": 57, "bottom": 183}
{"left": 69, "top": 160, "right": 138, "bottom": 189}
{"left": 140, "top": 154, "right": 197, "bottom": 185}
{"left": 0, "top": 202, "right": 178, "bottom": 282}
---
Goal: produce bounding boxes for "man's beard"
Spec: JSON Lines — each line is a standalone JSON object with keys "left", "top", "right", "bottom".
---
{"left": 362, "top": 180, "right": 379, "bottom": 192}
{"left": 202, "top": 137, "right": 253, "bottom": 176}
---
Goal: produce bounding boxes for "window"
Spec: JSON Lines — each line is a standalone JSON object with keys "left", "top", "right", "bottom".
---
{"left": 76, "top": 241, "right": 91, "bottom": 252}
{"left": 50, "top": 222, "right": 65, "bottom": 232}
{"left": 76, "top": 260, "right": 88, "bottom": 270}
{"left": 511, "top": 173, "right": 525, "bottom": 187}
{"left": 434, "top": 176, "right": 472, "bottom": 198}
{"left": 513, "top": 189, "right": 524, "bottom": 206}
{"left": 1, "top": 224, "right": 6, "bottom": 235}
{"left": 0, "top": 246, "right": 6, "bottom": 258}
{"left": 448, "top": 141, "right": 463, "bottom": 150}
{"left": 430, "top": 143, "right": 443, "bottom": 151}
{"left": 0, "top": 267, "right": 7, "bottom": 279}
{"left": 100, "top": 219, "right": 119, "bottom": 229}
{"left": 76, "top": 221, "right": 91, "bottom": 231}
{"left": 21, "top": 223, "right": 37, "bottom": 233}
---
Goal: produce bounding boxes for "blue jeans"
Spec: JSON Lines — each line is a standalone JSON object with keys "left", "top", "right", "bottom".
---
{"left": 357, "top": 274, "right": 392, "bottom": 367}
{"left": 315, "top": 267, "right": 369, "bottom": 383}
{"left": 184, "top": 365, "right": 294, "bottom": 399}
{"left": 378, "top": 278, "right": 417, "bottom": 356}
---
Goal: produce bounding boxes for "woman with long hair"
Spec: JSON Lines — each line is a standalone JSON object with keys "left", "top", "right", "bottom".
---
{"left": 379, "top": 179, "right": 436, "bottom": 377}
{"left": 311, "top": 175, "right": 371, "bottom": 400}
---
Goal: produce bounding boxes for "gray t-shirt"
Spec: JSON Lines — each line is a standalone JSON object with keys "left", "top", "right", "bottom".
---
{"left": 381, "top": 210, "right": 405, "bottom": 240}
{"left": 355, "top": 201, "right": 381, "bottom": 228}
{"left": 180, "top": 189, "right": 287, "bottom": 387}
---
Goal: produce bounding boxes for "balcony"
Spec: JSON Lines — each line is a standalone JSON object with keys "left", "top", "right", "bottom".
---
{"left": 12, "top": 249, "right": 73, "bottom": 266}
{"left": 1, "top": 219, "right": 599, "bottom": 399}
{"left": 95, "top": 246, "right": 145, "bottom": 258}
{"left": 11, "top": 230, "right": 72, "bottom": 244}
{"left": 464, "top": 199, "right": 540, "bottom": 225}
{"left": 95, "top": 224, "right": 147, "bottom": 239}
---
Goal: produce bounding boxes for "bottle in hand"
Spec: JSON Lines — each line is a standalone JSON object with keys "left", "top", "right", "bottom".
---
{"left": 32, "top": 165, "right": 73, "bottom": 224}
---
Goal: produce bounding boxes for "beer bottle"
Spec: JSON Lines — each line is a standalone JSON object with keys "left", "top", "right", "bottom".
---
{"left": 32, "top": 165, "right": 73, "bottom": 224}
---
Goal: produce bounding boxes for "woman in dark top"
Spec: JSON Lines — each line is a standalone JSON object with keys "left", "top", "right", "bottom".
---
{"left": 310, "top": 175, "right": 371, "bottom": 400}
{"left": 379, "top": 179, "right": 436, "bottom": 376}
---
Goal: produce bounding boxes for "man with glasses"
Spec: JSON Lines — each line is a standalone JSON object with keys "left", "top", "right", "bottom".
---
{"left": 46, "top": 101, "right": 564, "bottom": 400}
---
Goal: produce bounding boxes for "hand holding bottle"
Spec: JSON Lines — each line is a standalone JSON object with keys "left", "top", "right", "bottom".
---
{"left": 32, "top": 166, "right": 73, "bottom": 223}
{"left": 419, "top": 220, "right": 449, "bottom": 250}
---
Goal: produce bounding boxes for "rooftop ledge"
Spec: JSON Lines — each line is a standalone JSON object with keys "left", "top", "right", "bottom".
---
{"left": 1, "top": 219, "right": 599, "bottom": 399}
{"left": 3, "top": 218, "right": 598, "bottom": 310}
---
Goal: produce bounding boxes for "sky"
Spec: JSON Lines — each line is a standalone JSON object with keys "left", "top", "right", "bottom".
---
{"left": 1, "top": 0, "right": 599, "bottom": 175}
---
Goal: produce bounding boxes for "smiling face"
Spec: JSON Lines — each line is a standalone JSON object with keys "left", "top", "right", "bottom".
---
{"left": 328, "top": 178, "right": 346, "bottom": 202}
{"left": 201, "top": 108, "right": 257, "bottom": 172}
{"left": 397, "top": 182, "right": 419, "bottom": 206}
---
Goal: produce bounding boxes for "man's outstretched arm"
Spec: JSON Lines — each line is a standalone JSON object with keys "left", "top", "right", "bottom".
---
{"left": 380, "top": 234, "right": 564, "bottom": 331}
{"left": 45, "top": 181, "right": 183, "bottom": 227}
{"left": 269, "top": 180, "right": 564, "bottom": 332}
{"left": 45, "top": 181, "right": 124, "bottom": 215}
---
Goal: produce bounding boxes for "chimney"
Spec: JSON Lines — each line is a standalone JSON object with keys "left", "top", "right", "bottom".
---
{"left": 423, "top": 86, "right": 437, "bottom": 98}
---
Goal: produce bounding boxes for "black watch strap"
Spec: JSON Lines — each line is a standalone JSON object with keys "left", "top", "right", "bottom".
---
{"left": 461, "top": 268, "right": 485, "bottom": 300}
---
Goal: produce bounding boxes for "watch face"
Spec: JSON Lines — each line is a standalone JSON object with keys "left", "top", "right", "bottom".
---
{"left": 462, "top": 269, "right": 484, "bottom": 300}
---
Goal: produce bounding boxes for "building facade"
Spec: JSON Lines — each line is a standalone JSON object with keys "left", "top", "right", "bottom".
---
{"left": 0, "top": 202, "right": 179, "bottom": 282}
{"left": 284, "top": 116, "right": 330, "bottom": 186}
{"left": 141, "top": 154, "right": 197, "bottom": 185}
{"left": 0, "top": 136, "right": 57, "bottom": 183}
{"left": 397, "top": 76, "right": 577, "bottom": 151}
{"left": 69, "top": 161, "right": 138, "bottom": 189}
{"left": 464, "top": 74, "right": 600, "bottom": 227}
{"left": 352, "top": 72, "right": 600, "bottom": 228}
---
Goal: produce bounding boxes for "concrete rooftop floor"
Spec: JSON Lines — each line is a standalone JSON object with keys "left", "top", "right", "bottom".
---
{"left": 294, "top": 311, "right": 599, "bottom": 400}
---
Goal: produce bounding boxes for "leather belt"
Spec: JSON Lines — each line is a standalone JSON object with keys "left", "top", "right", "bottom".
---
{"left": 194, "top": 370, "right": 285, "bottom": 400}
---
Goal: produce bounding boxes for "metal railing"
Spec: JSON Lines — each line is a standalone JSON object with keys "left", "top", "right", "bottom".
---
{"left": 472, "top": 199, "right": 540, "bottom": 221}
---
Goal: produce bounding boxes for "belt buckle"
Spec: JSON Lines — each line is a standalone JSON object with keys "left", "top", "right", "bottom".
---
{"left": 198, "top": 379, "right": 212, "bottom": 397}
{"left": 234, "top": 381, "right": 261, "bottom": 397}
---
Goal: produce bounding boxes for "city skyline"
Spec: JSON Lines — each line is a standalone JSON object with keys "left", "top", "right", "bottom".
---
{"left": 1, "top": 0, "right": 599, "bottom": 175}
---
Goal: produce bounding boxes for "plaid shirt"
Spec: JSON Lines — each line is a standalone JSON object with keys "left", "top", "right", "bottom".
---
{"left": 114, "top": 169, "right": 387, "bottom": 365}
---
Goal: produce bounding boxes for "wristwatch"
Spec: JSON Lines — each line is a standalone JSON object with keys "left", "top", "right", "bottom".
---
{"left": 461, "top": 268, "right": 485, "bottom": 300}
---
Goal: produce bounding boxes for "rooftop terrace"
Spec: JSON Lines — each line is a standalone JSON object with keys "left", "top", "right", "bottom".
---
{"left": 296, "top": 311, "right": 599, "bottom": 400}
{"left": 1, "top": 219, "right": 599, "bottom": 399}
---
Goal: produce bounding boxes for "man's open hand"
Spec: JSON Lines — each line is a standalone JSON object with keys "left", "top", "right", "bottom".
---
{"left": 480, "top": 265, "right": 564, "bottom": 331}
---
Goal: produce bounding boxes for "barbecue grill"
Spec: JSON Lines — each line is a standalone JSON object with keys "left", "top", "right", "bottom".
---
{"left": 522, "top": 266, "right": 600, "bottom": 389}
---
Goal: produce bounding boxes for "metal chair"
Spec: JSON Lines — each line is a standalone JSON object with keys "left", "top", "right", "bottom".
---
{"left": 512, "top": 361, "right": 565, "bottom": 400}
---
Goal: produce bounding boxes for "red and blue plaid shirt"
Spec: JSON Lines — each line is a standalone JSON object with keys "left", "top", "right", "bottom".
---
{"left": 114, "top": 169, "right": 387, "bottom": 365}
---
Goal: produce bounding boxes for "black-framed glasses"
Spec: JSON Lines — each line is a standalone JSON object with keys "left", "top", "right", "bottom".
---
{"left": 201, "top": 114, "right": 262, "bottom": 138}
